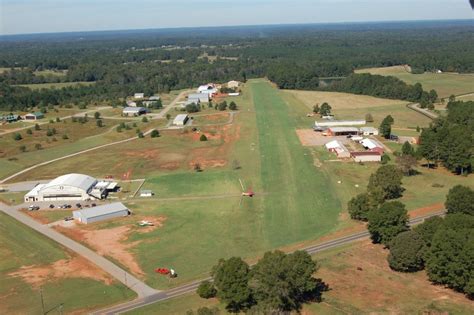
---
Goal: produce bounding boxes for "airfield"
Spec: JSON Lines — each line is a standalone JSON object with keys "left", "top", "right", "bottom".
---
{"left": 1, "top": 71, "right": 474, "bottom": 313}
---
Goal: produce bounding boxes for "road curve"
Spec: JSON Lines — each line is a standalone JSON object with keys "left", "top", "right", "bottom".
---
{"left": 92, "top": 210, "right": 446, "bottom": 314}
{"left": 0, "top": 202, "right": 158, "bottom": 298}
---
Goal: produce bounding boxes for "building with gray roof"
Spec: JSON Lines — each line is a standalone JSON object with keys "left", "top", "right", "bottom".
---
{"left": 73, "top": 202, "right": 130, "bottom": 224}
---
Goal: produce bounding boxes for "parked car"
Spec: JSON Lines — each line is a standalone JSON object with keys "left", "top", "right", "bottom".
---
{"left": 390, "top": 134, "right": 399, "bottom": 141}
{"left": 76, "top": 203, "right": 82, "bottom": 208}
{"left": 28, "top": 205, "right": 40, "bottom": 211}
{"left": 64, "top": 216, "right": 74, "bottom": 221}
{"left": 91, "top": 203, "right": 97, "bottom": 207}
{"left": 49, "top": 204, "right": 55, "bottom": 209}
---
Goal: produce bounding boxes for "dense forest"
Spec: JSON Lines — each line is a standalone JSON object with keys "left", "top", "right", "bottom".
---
{"left": 1, "top": 21, "right": 473, "bottom": 111}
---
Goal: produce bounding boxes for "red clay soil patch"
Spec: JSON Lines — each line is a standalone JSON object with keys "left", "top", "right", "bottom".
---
{"left": 409, "top": 203, "right": 444, "bottom": 218}
{"left": 197, "top": 113, "right": 229, "bottom": 122}
{"left": 21, "top": 209, "right": 49, "bottom": 224}
{"left": 8, "top": 256, "right": 113, "bottom": 288}
{"left": 188, "top": 159, "right": 227, "bottom": 169}
{"left": 318, "top": 240, "right": 472, "bottom": 312}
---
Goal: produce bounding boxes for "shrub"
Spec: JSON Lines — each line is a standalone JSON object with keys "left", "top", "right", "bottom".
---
{"left": 12, "top": 133, "right": 22, "bottom": 141}
{"left": 229, "top": 101, "right": 237, "bottom": 110}
{"left": 35, "top": 143, "right": 42, "bottom": 150}
{"left": 137, "top": 132, "right": 144, "bottom": 138}
{"left": 19, "top": 145, "right": 27, "bottom": 152}
{"left": 62, "top": 134, "right": 69, "bottom": 140}
{"left": 142, "top": 116, "right": 149, "bottom": 123}
{"left": 197, "top": 281, "right": 217, "bottom": 299}
{"left": 26, "top": 129, "right": 33, "bottom": 135}
{"left": 150, "top": 129, "right": 160, "bottom": 138}
{"left": 200, "top": 134, "right": 208, "bottom": 141}
{"left": 34, "top": 123, "right": 41, "bottom": 130}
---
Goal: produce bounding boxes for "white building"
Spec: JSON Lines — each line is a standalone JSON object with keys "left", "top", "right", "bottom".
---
{"left": 24, "top": 174, "right": 117, "bottom": 202}
{"left": 73, "top": 202, "right": 130, "bottom": 224}
{"left": 149, "top": 96, "right": 161, "bottom": 101}
{"left": 360, "top": 127, "right": 379, "bottom": 136}
{"left": 173, "top": 114, "right": 189, "bottom": 126}
{"left": 360, "top": 138, "right": 384, "bottom": 151}
{"left": 227, "top": 80, "right": 241, "bottom": 89}
{"left": 140, "top": 190, "right": 154, "bottom": 197}
{"left": 126, "top": 101, "right": 137, "bottom": 107}
{"left": 351, "top": 152, "right": 382, "bottom": 163}
{"left": 325, "top": 140, "right": 351, "bottom": 159}
{"left": 123, "top": 107, "right": 147, "bottom": 116}
{"left": 315, "top": 120, "right": 366, "bottom": 128}
{"left": 188, "top": 93, "right": 210, "bottom": 103}
{"left": 134, "top": 93, "right": 145, "bottom": 99}
{"left": 197, "top": 84, "right": 215, "bottom": 93}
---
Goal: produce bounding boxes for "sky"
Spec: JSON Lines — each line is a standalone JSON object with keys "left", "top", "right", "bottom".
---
{"left": 1, "top": 0, "right": 473, "bottom": 35}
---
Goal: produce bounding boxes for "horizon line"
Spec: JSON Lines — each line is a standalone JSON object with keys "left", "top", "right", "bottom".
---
{"left": 1, "top": 18, "right": 473, "bottom": 38}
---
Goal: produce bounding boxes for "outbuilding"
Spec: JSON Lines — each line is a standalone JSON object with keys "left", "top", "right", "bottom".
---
{"left": 173, "top": 114, "right": 189, "bottom": 126}
{"left": 351, "top": 151, "right": 382, "bottom": 163}
{"left": 227, "top": 80, "right": 241, "bottom": 89}
{"left": 315, "top": 120, "right": 365, "bottom": 128}
{"left": 134, "top": 93, "right": 145, "bottom": 99}
{"left": 123, "top": 107, "right": 147, "bottom": 116}
{"left": 325, "top": 140, "right": 351, "bottom": 159}
{"left": 188, "top": 93, "right": 210, "bottom": 103}
{"left": 325, "top": 127, "right": 360, "bottom": 136}
{"left": 140, "top": 190, "right": 154, "bottom": 197}
{"left": 24, "top": 112, "right": 44, "bottom": 120}
{"left": 360, "top": 138, "right": 385, "bottom": 153}
{"left": 73, "top": 202, "right": 130, "bottom": 224}
{"left": 360, "top": 127, "right": 379, "bottom": 136}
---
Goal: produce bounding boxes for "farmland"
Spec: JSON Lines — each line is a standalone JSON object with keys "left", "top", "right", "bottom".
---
{"left": 355, "top": 66, "right": 474, "bottom": 98}
{"left": 0, "top": 212, "right": 135, "bottom": 314}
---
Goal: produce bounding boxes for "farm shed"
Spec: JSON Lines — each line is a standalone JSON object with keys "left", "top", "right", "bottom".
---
{"left": 140, "top": 190, "right": 154, "bottom": 197}
{"left": 24, "top": 112, "right": 44, "bottom": 120}
{"left": 227, "top": 80, "right": 241, "bottom": 88}
{"left": 360, "top": 138, "right": 385, "bottom": 152}
{"left": 149, "top": 95, "right": 161, "bottom": 101}
{"left": 188, "top": 93, "right": 210, "bottom": 103}
{"left": 351, "top": 151, "right": 382, "bottom": 163}
{"left": 126, "top": 101, "right": 137, "bottom": 107}
{"left": 325, "top": 140, "right": 351, "bottom": 159}
{"left": 24, "top": 173, "right": 111, "bottom": 202}
{"left": 315, "top": 120, "right": 366, "bottom": 128}
{"left": 73, "top": 202, "right": 130, "bottom": 224}
{"left": 325, "top": 127, "right": 360, "bottom": 136}
{"left": 134, "top": 93, "right": 145, "bottom": 99}
{"left": 197, "top": 84, "right": 215, "bottom": 93}
{"left": 360, "top": 127, "right": 379, "bottom": 136}
{"left": 123, "top": 107, "right": 147, "bottom": 116}
{"left": 173, "top": 114, "right": 189, "bottom": 126}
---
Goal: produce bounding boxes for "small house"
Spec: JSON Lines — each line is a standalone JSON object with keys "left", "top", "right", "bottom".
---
{"left": 24, "top": 112, "right": 44, "bottom": 120}
{"left": 360, "top": 127, "right": 379, "bottom": 136}
{"left": 123, "top": 107, "right": 147, "bottom": 116}
{"left": 351, "top": 151, "right": 382, "bottom": 163}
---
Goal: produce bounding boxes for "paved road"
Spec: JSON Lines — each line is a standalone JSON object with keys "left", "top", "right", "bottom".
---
{"left": 0, "top": 202, "right": 158, "bottom": 298}
{"left": 92, "top": 210, "right": 446, "bottom": 314}
{"left": 0, "top": 92, "right": 188, "bottom": 184}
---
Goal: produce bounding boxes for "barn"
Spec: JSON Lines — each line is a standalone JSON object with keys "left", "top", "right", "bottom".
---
{"left": 188, "top": 93, "right": 210, "bottom": 103}
{"left": 123, "top": 107, "right": 147, "bottom": 116}
{"left": 360, "top": 127, "right": 379, "bottom": 136}
{"left": 173, "top": 114, "right": 189, "bottom": 126}
{"left": 351, "top": 151, "right": 382, "bottom": 163}
{"left": 325, "top": 127, "right": 360, "bottom": 136}
{"left": 24, "top": 112, "right": 44, "bottom": 120}
{"left": 24, "top": 174, "right": 116, "bottom": 202}
{"left": 325, "top": 140, "right": 351, "bottom": 158}
{"left": 315, "top": 120, "right": 366, "bottom": 128}
{"left": 73, "top": 202, "right": 130, "bottom": 224}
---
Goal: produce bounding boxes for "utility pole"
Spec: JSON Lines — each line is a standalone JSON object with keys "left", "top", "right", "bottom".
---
{"left": 40, "top": 287, "right": 45, "bottom": 315}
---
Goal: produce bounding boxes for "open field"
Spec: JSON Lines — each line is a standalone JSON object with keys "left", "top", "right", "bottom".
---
{"left": 355, "top": 66, "right": 474, "bottom": 98}
{"left": 0, "top": 212, "right": 135, "bottom": 313}
{"left": 282, "top": 90, "right": 431, "bottom": 130}
{"left": 16, "top": 81, "right": 95, "bottom": 90}
{"left": 33, "top": 69, "right": 68, "bottom": 77}
{"left": 127, "top": 239, "right": 474, "bottom": 314}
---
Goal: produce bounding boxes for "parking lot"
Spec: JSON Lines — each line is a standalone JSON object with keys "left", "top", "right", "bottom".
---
{"left": 296, "top": 129, "right": 350, "bottom": 146}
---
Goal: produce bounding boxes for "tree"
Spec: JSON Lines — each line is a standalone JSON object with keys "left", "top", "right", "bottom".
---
{"left": 96, "top": 119, "right": 103, "bottom": 127}
{"left": 166, "top": 113, "right": 171, "bottom": 120}
{"left": 414, "top": 216, "right": 444, "bottom": 248}
{"left": 200, "top": 134, "right": 208, "bottom": 141}
{"left": 313, "top": 104, "right": 320, "bottom": 114}
{"left": 212, "top": 257, "right": 252, "bottom": 312}
{"left": 150, "top": 129, "right": 160, "bottom": 138}
{"left": 319, "top": 102, "right": 332, "bottom": 116}
{"left": 186, "top": 103, "right": 200, "bottom": 113}
{"left": 229, "top": 101, "right": 237, "bottom": 110}
{"left": 56, "top": 117, "right": 60, "bottom": 122}
{"left": 426, "top": 214, "right": 474, "bottom": 296}
{"left": 94, "top": 112, "right": 101, "bottom": 119}
{"left": 367, "top": 165, "right": 403, "bottom": 200}
{"left": 387, "top": 230, "right": 425, "bottom": 272}
{"left": 12, "top": 133, "right": 22, "bottom": 141}
{"left": 35, "top": 143, "right": 42, "bottom": 150}
{"left": 232, "top": 159, "right": 241, "bottom": 170}
{"left": 445, "top": 185, "right": 474, "bottom": 215}
{"left": 194, "top": 163, "right": 202, "bottom": 172}
{"left": 26, "top": 128, "right": 32, "bottom": 135}
{"left": 62, "top": 134, "right": 69, "bottom": 140}
{"left": 401, "top": 141, "right": 415, "bottom": 157}
{"left": 379, "top": 115, "right": 394, "bottom": 139}
{"left": 137, "top": 131, "right": 144, "bottom": 138}
{"left": 197, "top": 281, "right": 217, "bottom": 299}
{"left": 396, "top": 155, "right": 417, "bottom": 176}
{"left": 381, "top": 153, "right": 391, "bottom": 165}
{"left": 251, "top": 250, "right": 322, "bottom": 313}
{"left": 34, "top": 123, "right": 41, "bottom": 131}
{"left": 347, "top": 193, "right": 371, "bottom": 221}
{"left": 142, "top": 116, "right": 148, "bottom": 123}
{"left": 218, "top": 101, "right": 228, "bottom": 111}
{"left": 365, "top": 113, "right": 374, "bottom": 122}
{"left": 19, "top": 145, "right": 26, "bottom": 152}
{"left": 367, "top": 201, "right": 409, "bottom": 246}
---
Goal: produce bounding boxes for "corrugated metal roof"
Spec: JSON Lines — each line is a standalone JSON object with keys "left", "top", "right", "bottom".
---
{"left": 42, "top": 174, "right": 97, "bottom": 192}
{"left": 73, "top": 202, "right": 128, "bottom": 219}
{"left": 329, "top": 127, "right": 360, "bottom": 132}
{"left": 173, "top": 114, "right": 188, "bottom": 123}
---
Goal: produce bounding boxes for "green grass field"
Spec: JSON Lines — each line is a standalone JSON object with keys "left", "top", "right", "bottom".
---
{"left": 355, "top": 66, "right": 474, "bottom": 98}
{"left": 0, "top": 212, "right": 135, "bottom": 313}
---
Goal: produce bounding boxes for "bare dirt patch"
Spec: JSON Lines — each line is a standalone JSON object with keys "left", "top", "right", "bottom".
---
{"left": 8, "top": 256, "right": 113, "bottom": 288}
{"left": 296, "top": 129, "right": 349, "bottom": 147}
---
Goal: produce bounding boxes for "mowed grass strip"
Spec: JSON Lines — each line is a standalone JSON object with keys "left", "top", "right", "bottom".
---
{"left": 251, "top": 80, "right": 341, "bottom": 247}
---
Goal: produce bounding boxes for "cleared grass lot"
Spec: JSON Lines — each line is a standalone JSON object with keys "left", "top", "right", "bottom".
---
{"left": 16, "top": 81, "right": 95, "bottom": 90}
{"left": 0, "top": 212, "right": 135, "bottom": 313}
{"left": 355, "top": 66, "right": 474, "bottom": 98}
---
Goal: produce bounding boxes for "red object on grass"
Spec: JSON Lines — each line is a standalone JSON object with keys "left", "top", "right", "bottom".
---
{"left": 155, "top": 268, "right": 170, "bottom": 275}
